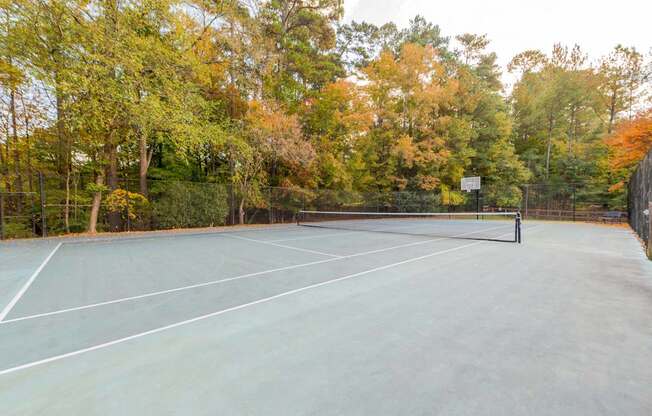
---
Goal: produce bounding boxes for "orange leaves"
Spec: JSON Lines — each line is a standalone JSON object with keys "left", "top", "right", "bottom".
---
{"left": 605, "top": 111, "right": 652, "bottom": 170}
{"left": 363, "top": 43, "right": 451, "bottom": 116}
{"left": 415, "top": 175, "right": 440, "bottom": 191}
{"left": 321, "top": 80, "right": 373, "bottom": 134}
{"left": 246, "top": 100, "right": 315, "bottom": 169}
{"left": 608, "top": 182, "right": 625, "bottom": 193}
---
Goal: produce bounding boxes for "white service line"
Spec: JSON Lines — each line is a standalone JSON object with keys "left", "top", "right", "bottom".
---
{"left": 0, "top": 236, "right": 501, "bottom": 376}
{"left": 0, "top": 257, "right": 339, "bottom": 325}
{"left": 268, "top": 231, "right": 359, "bottom": 243}
{"left": 0, "top": 243, "right": 62, "bottom": 322}
{"left": 224, "top": 234, "right": 343, "bottom": 258}
{"left": 0, "top": 223, "right": 521, "bottom": 325}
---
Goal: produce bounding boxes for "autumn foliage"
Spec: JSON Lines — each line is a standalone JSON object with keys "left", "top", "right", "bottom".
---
{"left": 1, "top": 3, "right": 650, "bottom": 234}
{"left": 605, "top": 111, "right": 652, "bottom": 171}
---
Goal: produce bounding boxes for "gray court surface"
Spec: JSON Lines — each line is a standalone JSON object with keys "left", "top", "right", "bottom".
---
{"left": 0, "top": 221, "right": 651, "bottom": 415}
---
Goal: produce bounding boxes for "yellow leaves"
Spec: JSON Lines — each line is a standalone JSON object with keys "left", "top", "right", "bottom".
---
{"left": 391, "top": 135, "right": 416, "bottom": 167}
{"left": 390, "top": 134, "right": 451, "bottom": 171}
{"left": 105, "top": 189, "right": 149, "bottom": 220}
{"left": 363, "top": 43, "right": 450, "bottom": 116}
{"left": 494, "top": 112, "right": 512, "bottom": 139}
{"left": 0, "top": 60, "right": 25, "bottom": 87}
{"left": 323, "top": 80, "right": 373, "bottom": 133}
{"left": 414, "top": 137, "right": 449, "bottom": 165}
{"left": 399, "top": 43, "right": 436, "bottom": 84}
{"left": 364, "top": 50, "right": 400, "bottom": 85}
{"left": 439, "top": 185, "right": 465, "bottom": 205}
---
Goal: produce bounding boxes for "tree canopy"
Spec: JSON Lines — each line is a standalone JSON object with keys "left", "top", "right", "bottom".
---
{"left": 1, "top": 1, "right": 650, "bottom": 233}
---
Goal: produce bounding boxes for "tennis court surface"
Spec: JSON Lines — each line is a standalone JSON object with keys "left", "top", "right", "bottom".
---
{"left": 1, "top": 219, "right": 651, "bottom": 415}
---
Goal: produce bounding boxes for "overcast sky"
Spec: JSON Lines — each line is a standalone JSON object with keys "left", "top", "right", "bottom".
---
{"left": 344, "top": 0, "right": 651, "bottom": 87}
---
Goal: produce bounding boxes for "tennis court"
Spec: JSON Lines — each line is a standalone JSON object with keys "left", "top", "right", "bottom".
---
{"left": 1, "top": 217, "right": 651, "bottom": 415}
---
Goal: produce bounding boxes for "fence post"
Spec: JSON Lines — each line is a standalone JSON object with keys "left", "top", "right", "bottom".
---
{"left": 39, "top": 172, "right": 47, "bottom": 237}
{"left": 229, "top": 184, "right": 235, "bottom": 225}
{"left": 30, "top": 193, "right": 36, "bottom": 236}
{"left": 648, "top": 201, "right": 652, "bottom": 259}
{"left": 572, "top": 184, "right": 576, "bottom": 222}
{"left": 268, "top": 187, "right": 273, "bottom": 224}
{"left": 524, "top": 185, "right": 529, "bottom": 219}
{"left": 0, "top": 192, "right": 5, "bottom": 240}
{"left": 475, "top": 189, "right": 480, "bottom": 220}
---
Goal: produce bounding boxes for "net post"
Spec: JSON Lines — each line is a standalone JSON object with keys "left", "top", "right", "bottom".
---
{"left": 516, "top": 212, "right": 522, "bottom": 244}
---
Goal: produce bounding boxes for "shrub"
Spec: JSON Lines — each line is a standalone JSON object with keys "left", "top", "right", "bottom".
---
{"left": 105, "top": 189, "right": 150, "bottom": 222}
{"left": 2, "top": 221, "right": 34, "bottom": 239}
{"left": 151, "top": 181, "right": 228, "bottom": 229}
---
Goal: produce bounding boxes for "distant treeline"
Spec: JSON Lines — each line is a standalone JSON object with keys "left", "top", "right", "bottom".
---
{"left": 0, "top": 1, "right": 650, "bottom": 233}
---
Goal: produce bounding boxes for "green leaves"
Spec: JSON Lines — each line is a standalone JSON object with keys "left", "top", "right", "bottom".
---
{"left": 3, "top": 1, "right": 649, "bottom": 232}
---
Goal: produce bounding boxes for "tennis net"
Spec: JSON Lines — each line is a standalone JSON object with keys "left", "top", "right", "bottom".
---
{"left": 297, "top": 210, "right": 522, "bottom": 243}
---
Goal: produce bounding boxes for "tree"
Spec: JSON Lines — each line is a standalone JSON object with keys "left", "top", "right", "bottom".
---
{"left": 599, "top": 45, "right": 646, "bottom": 133}
{"left": 605, "top": 111, "right": 652, "bottom": 172}
{"left": 510, "top": 45, "right": 606, "bottom": 182}
{"left": 301, "top": 79, "right": 372, "bottom": 189}
{"left": 362, "top": 43, "right": 464, "bottom": 192}
{"left": 257, "top": 0, "right": 344, "bottom": 107}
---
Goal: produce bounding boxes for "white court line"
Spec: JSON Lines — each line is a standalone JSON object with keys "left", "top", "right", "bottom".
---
{"left": 0, "top": 243, "right": 62, "bottom": 322}
{"left": 268, "top": 231, "right": 359, "bottom": 243}
{"left": 0, "top": 257, "right": 339, "bottom": 325}
{"left": 60, "top": 225, "right": 299, "bottom": 246}
{"left": 0, "top": 234, "right": 508, "bottom": 376}
{"left": 224, "top": 234, "right": 343, "bottom": 258}
{"left": 0, "top": 223, "right": 522, "bottom": 325}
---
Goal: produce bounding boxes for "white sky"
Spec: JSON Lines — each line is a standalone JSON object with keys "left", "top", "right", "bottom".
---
{"left": 344, "top": 0, "right": 651, "bottom": 88}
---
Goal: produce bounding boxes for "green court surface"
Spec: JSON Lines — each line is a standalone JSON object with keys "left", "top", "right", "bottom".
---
{"left": 0, "top": 221, "right": 651, "bottom": 415}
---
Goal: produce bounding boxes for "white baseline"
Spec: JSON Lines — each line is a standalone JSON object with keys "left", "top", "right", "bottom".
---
{"left": 0, "top": 243, "right": 62, "bottom": 322}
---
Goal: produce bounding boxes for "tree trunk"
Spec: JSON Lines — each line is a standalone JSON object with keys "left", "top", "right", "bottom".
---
{"left": 2, "top": 130, "right": 9, "bottom": 192}
{"left": 55, "top": 71, "right": 68, "bottom": 187}
{"left": 64, "top": 170, "right": 70, "bottom": 233}
{"left": 0, "top": 129, "right": 5, "bottom": 188}
{"left": 88, "top": 172, "right": 105, "bottom": 233}
{"left": 607, "top": 90, "right": 617, "bottom": 134}
{"left": 106, "top": 144, "right": 121, "bottom": 231}
{"left": 229, "top": 151, "right": 235, "bottom": 225}
{"left": 22, "top": 97, "right": 33, "bottom": 192}
{"left": 9, "top": 87, "right": 23, "bottom": 210}
{"left": 545, "top": 116, "right": 554, "bottom": 179}
{"left": 239, "top": 197, "right": 245, "bottom": 224}
{"left": 139, "top": 133, "right": 151, "bottom": 196}
{"left": 568, "top": 105, "right": 576, "bottom": 156}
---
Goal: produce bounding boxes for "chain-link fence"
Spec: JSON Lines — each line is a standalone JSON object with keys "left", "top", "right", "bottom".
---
{"left": 628, "top": 149, "right": 652, "bottom": 256}
{"left": 0, "top": 172, "right": 629, "bottom": 240}
{"left": 521, "top": 182, "right": 626, "bottom": 222}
